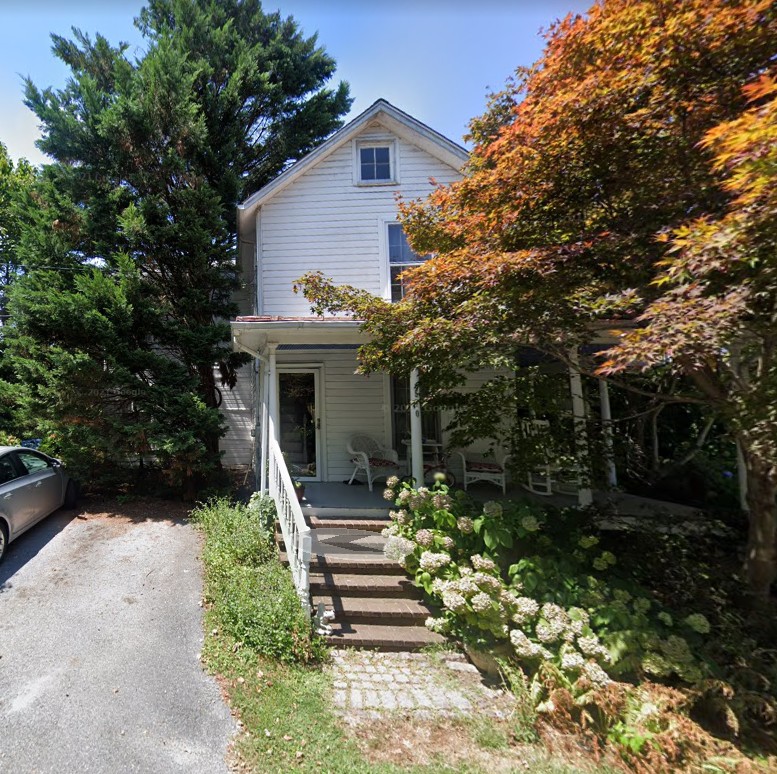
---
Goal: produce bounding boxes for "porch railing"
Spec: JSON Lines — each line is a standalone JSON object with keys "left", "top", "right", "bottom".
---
{"left": 268, "top": 438, "right": 312, "bottom": 613}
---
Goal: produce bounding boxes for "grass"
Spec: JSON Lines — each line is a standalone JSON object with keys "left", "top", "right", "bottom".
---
{"left": 193, "top": 497, "right": 620, "bottom": 773}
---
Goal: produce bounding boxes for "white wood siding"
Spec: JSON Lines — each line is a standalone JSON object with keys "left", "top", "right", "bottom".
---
{"left": 259, "top": 125, "right": 462, "bottom": 316}
{"left": 277, "top": 350, "right": 388, "bottom": 481}
{"left": 219, "top": 363, "right": 255, "bottom": 467}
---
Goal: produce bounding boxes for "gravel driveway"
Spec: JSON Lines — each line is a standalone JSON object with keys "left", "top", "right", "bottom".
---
{"left": 0, "top": 500, "right": 235, "bottom": 774}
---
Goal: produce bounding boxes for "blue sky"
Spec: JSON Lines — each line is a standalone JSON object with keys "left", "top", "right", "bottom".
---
{"left": 0, "top": 0, "right": 591, "bottom": 166}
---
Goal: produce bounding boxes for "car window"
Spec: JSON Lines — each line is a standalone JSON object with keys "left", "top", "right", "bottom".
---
{"left": 15, "top": 451, "right": 52, "bottom": 475}
{"left": 0, "top": 455, "right": 20, "bottom": 485}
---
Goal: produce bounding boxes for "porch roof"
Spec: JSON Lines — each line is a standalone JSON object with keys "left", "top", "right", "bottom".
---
{"left": 231, "top": 315, "right": 369, "bottom": 353}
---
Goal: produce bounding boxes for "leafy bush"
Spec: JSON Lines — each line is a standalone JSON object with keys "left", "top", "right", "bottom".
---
{"left": 382, "top": 477, "right": 711, "bottom": 698}
{"left": 192, "top": 497, "right": 325, "bottom": 664}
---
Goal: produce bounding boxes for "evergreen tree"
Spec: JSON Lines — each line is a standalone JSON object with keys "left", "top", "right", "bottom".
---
{"left": 8, "top": 0, "right": 350, "bottom": 493}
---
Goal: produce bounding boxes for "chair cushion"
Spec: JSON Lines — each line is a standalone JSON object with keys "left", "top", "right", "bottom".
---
{"left": 468, "top": 461, "right": 503, "bottom": 473}
{"left": 368, "top": 457, "right": 398, "bottom": 468}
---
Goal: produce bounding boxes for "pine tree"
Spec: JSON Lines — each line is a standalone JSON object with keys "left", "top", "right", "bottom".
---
{"left": 8, "top": 0, "right": 350, "bottom": 494}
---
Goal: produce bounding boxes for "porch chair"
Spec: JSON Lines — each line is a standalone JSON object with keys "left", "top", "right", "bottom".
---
{"left": 347, "top": 435, "right": 401, "bottom": 492}
{"left": 520, "top": 419, "right": 555, "bottom": 496}
{"left": 454, "top": 451, "right": 511, "bottom": 494}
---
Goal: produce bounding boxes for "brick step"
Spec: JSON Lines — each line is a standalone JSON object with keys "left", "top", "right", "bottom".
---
{"left": 312, "top": 594, "right": 434, "bottom": 625}
{"left": 324, "top": 622, "right": 444, "bottom": 651}
{"left": 308, "top": 518, "right": 389, "bottom": 532}
{"left": 279, "top": 553, "right": 405, "bottom": 575}
{"left": 309, "top": 572, "right": 420, "bottom": 597}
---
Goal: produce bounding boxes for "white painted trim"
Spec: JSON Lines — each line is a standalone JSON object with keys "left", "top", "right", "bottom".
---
{"left": 255, "top": 207, "right": 263, "bottom": 316}
{"left": 352, "top": 136, "right": 399, "bottom": 186}
{"left": 382, "top": 373, "right": 393, "bottom": 454}
{"left": 237, "top": 99, "right": 469, "bottom": 229}
{"left": 378, "top": 214, "right": 396, "bottom": 300}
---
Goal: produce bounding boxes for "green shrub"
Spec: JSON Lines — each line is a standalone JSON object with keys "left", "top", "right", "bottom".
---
{"left": 192, "top": 497, "right": 325, "bottom": 664}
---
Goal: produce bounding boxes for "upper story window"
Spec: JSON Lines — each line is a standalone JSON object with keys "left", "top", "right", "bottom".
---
{"left": 360, "top": 146, "right": 391, "bottom": 181}
{"left": 355, "top": 139, "right": 397, "bottom": 185}
{"left": 388, "top": 223, "right": 428, "bottom": 301}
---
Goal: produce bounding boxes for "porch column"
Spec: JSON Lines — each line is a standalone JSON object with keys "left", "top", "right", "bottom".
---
{"left": 409, "top": 368, "right": 424, "bottom": 486}
{"left": 568, "top": 347, "right": 593, "bottom": 507}
{"left": 268, "top": 343, "right": 279, "bottom": 444}
{"left": 259, "top": 357, "right": 270, "bottom": 494}
{"left": 598, "top": 378, "right": 617, "bottom": 488}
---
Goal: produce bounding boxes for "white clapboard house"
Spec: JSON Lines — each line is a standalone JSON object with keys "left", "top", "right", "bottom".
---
{"left": 225, "top": 99, "right": 476, "bottom": 485}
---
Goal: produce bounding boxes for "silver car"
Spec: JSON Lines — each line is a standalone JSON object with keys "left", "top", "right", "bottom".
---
{"left": 0, "top": 446, "right": 77, "bottom": 561}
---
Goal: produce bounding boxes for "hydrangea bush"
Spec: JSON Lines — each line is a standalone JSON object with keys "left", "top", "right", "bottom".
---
{"left": 382, "top": 476, "right": 713, "bottom": 704}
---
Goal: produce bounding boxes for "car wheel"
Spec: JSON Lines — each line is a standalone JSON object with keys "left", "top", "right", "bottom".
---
{"left": 0, "top": 521, "right": 7, "bottom": 562}
{"left": 64, "top": 481, "right": 79, "bottom": 509}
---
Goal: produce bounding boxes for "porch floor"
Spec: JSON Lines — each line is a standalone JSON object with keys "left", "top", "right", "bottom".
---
{"left": 298, "top": 480, "right": 703, "bottom": 524}
{"left": 299, "top": 481, "right": 391, "bottom": 518}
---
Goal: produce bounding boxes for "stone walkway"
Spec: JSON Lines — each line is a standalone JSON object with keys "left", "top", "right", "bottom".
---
{"left": 327, "top": 649, "right": 513, "bottom": 724}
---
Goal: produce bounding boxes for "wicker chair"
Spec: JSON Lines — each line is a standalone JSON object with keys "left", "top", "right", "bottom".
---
{"left": 346, "top": 435, "right": 401, "bottom": 491}
{"left": 454, "top": 451, "right": 511, "bottom": 494}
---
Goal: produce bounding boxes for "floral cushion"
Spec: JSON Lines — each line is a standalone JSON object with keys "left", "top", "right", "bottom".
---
{"left": 367, "top": 457, "right": 398, "bottom": 467}
{"left": 468, "top": 461, "right": 503, "bottom": 473}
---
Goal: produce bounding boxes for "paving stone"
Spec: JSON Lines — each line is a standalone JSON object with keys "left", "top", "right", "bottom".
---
{"left": 350, "top": 689, "right": 363, "bottom": 709}
{"left": 445, "top": 660, "right": 480, "bottom": 674}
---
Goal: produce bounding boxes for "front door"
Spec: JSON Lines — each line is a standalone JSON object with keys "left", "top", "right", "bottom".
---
{"left": 278, "top": 369, "right": 322, "bottom": 481}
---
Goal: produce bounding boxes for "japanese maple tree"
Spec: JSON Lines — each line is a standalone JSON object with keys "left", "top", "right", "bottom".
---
{"left": 298, "top": 0, "right": 777, "bottom": 595}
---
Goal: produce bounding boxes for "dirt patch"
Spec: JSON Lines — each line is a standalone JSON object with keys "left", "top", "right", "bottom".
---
{"left": 73, "top": 495, "right": 191, "bottom": 526}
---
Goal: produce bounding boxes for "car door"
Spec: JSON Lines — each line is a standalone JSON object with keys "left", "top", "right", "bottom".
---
{"left": 11, "top": 451, "right": 64, "bottom": 533}
{"left": 0, "top": 452, "right": 32, "bottom": 539}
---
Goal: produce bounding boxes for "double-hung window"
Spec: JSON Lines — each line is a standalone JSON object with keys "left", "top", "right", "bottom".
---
{"left": 355, "top": 140, "right": 397, "bottom": 184}
{"left": 387, "top": 223, "right": 428, "bottom": 302}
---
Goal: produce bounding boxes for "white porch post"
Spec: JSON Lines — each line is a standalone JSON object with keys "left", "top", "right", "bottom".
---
{"left": 409, "top": 368, "right": 424, "bottom": 486}
{"left": 259, "top": 357, "right": 270, "bottom": 494}
{"left": 268, "top": 344, "right": 279, "bottom": 444}
{"left": 598, "top": 378, "right": 617, "bottom": 488}
{"left": 568, "top": 347, "right": 593, "bottom": 507}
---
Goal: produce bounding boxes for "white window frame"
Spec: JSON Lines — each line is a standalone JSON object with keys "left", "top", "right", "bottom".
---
{"left": 353, "top": 138, "right": 399, "bottom": 186}
{"left": 379, "top": 217, "right": 428, "bottom": 301}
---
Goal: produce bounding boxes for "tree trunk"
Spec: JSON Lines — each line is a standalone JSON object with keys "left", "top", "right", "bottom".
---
{"left": 198, "top": 364, "right": 222, "bottom": 461}
{"left": 741, "top": 442, "right": 777, "bottom": 598}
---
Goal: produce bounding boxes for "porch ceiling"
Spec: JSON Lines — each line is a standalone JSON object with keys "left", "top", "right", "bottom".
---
{"left": 231, "top": 316, "right": 369, "bottom": 353}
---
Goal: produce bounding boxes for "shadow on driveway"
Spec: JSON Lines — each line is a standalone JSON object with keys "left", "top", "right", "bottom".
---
{"left": 0, "top": 507, "right": 80, "bottom": 594}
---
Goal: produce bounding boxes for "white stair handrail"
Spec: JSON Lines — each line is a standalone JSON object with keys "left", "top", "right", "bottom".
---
{"left": 268, "top": 439, "right": 312, "bottom": 613}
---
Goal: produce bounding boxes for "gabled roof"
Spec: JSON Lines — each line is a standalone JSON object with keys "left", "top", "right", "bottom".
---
{"left": 237, "top": 99, "right": 469, "bottom": 229}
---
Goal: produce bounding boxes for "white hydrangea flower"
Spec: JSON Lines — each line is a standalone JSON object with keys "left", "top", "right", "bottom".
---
{"left": 380, "top": 525, "right": 399, "bottom": 538}
{"left": 425, "top": 617, "right": 448, "bottom": 633}
{"left": 684, "top": 613, "right": 711, "bottom": 634}
{"left": 415, "top": 529, "right": 434, "bottom": 547}
{"left": 510, "top": 629, "right": 552, "bottom": 660}
{"left": 441, "top": 536, "right": 455, "bottom": 551}
{"left": 471, "top": 592, "right": 493, "bottom": 612}
{"left": 482, "top": 501, "right": 503, "bottom": 518}
{"left": 471, "top": 554, "right": 497, "bottom": 572}
{"left": 511, "top": 597, "right": 540, "bottom": 625}
{"left": 431, "top": 578, "right": 451, "bottom": 595}
{"left": 660, "top": 635, "right": 694, "bottom": 664}
{"left": 521, "top": 514, "right": 540, "bottom": 532}
{"left": 383, "top": 535, "right": 416, "bottom": 562}
{"left": 419, "top": 551, "right": 451, "bottom": 573}
{"left": 386, "top": 475, "right": 400, "bottom": 488}
{"left": 397, "top": 489, "right": 412, "bottom": 504}
{"left": 536, "top": 619, "right": 565, "bottom": 643}
{"left": 442, "top": 591, "right": 468, "bottom": 613}
{"left": 432, "top": 493, "right": 452, "bottom": 510}
{"left": 633, "top": 597, "right": 651, "bottom": 615}
{"left": 561, "top": 651, "right": 585, "bottom": 671}
{"left": 583, "top": 661, "right": 611, "bottom": 686}
{"left": 454, "top": 575, "right": 479, "bottom": 596}
{"left": 577, "top": 634, "right": 610, "bottom": 661}
{"left": 456, "top": 516, "right": 474, "bottom": 534}
{"left": 459, "top": 566, "right": 474, "bottom": 576}
{"left": 474, "top": 572, "right": 502, "bottom": 593}
{"left": 383, "top": 487, "right": 396, "bottom": 501}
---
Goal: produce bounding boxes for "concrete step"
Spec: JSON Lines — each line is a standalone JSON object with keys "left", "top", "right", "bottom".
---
{"left": 312, "top": 594, "right": 434, "bottom": 625}
{"left": 309, "top": 572, "right": 420, "bottom": 597}
{"left": 324, "top": 622, "right": 444, "bottom": 651}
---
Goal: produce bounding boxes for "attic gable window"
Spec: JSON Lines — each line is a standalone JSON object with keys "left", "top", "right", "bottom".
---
{"left": 355, "top": 140, "right": 397, "bottom": 184}
{"left": 360, "top": 146, "right": 391, "bottom": 181}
